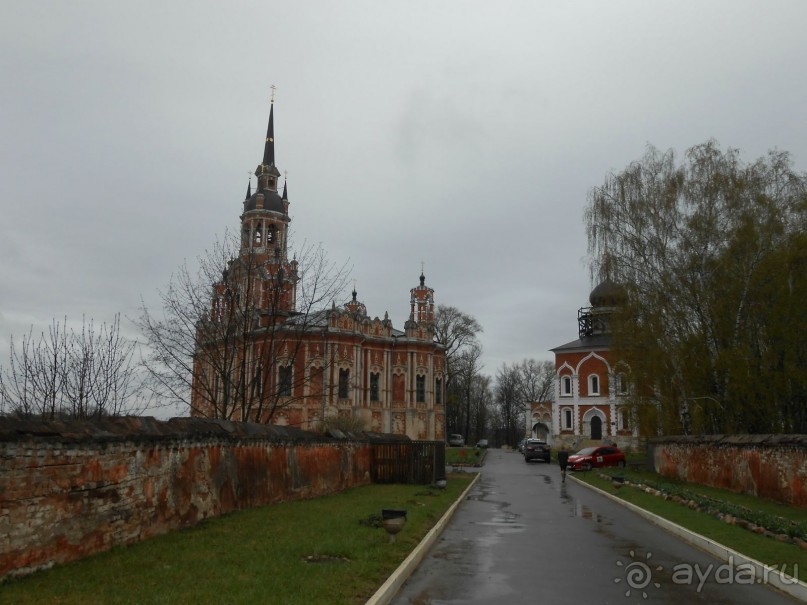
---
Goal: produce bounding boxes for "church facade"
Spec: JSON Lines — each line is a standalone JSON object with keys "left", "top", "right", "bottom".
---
{"left": 190, "top": 100, "right": 446, "bottom": 440}
{"left": 529, "top": 280, "right": 639, "bottom": 449}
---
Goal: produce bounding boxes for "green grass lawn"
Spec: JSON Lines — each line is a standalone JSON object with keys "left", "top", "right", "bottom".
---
{"left": 0, "top": 475, "right": 475, "bottom": 605}
{"left": 573, "top": 469, "right": 807, "bottom": 584}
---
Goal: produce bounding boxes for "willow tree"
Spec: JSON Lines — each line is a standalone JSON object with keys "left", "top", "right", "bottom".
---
{"left": 585, "top": 141, "right": 807, "bottom": 434}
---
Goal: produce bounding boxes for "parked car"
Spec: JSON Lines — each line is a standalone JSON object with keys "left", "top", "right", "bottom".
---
{"left": 524, "top": 438, "right": 551, "bottom": 463}
{"left": 476, "top": 439, "right": 489, "bottom": 449}
{"left": 517, "top": 438, "right": 526, "bottom": 454}
{"left": 448, "top": 434, "right": 464, "bottom": 447}
{"left": 567, "top": 446, "right": 626, "bottom": 471}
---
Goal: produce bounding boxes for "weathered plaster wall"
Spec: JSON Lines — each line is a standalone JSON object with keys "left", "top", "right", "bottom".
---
{"left": 0, "top": 417, "right": 372, "bottom": 579}
{"left": 649, "top": 435, "right": 807, "bottom": 508}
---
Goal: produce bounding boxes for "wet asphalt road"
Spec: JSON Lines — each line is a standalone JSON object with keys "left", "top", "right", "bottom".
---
{"left": 390, "top": 449, "right": 800, "bottom": 604}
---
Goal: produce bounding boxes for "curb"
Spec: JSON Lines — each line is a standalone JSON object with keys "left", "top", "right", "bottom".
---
{"left": 365, "top": 473, "right": 481, "bottom": 605}
{"left": 571, "top": 475, "right": 807, "bottom": 602}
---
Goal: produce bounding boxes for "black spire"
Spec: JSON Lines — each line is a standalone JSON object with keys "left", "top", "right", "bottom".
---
{"left": 282, "top": 178, "right": 288, "bottom": 201}
{"left": 263, "top": 102, "right": 275, "bottom": 166}
{"left": 245, "top": 179, "right": 252, "bottom": 200}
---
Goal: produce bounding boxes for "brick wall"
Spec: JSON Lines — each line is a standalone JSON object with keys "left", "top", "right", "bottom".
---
{"left": 649, "top": 435, "right": 807, "bottom": 508}
{"left": 0, "top": 417, "right": 373, "bottom": 579}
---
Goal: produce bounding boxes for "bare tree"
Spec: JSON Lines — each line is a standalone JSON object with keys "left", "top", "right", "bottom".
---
{"left": 515, "top": 359, "right": 555, "bottom": 409}
{"left": 469, "top": 373, "right": 493, "bottom": 443}
{"left": 433, "top": 304, "right": 483, "bottom": 388}
{"left": 494, "top": 363, "right": 523, "bottom": 447}
{"left": 585, "top": 140, "right": 807, "bottom": 434}
{"left": 0, "top": 315, "right": 144, "bottom": 418}
{"left": 91, "top": 315, "right": 144, "bottom": 417}
{"left": 0, "top": 328, "right": 37, "bottom": 416}
{"left": 38, "top": 319, "right": 69, "bottom": 417}
{"left": 434, "top": 304, "right": 484, "bottom": 438}
{"left": 488, "top": 359, "right": 554, "bottom": 446}
{"left": 449, "top": 342, "right": 485, "bottom": 439}
{"left": 137, "top": 229, "right": 350, "bottom": 422}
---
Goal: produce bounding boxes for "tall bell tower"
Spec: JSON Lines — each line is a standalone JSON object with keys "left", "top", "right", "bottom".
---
{"left": 409, "top": 268, "right": 435, "bottom": 326}
{"left": 238, "top": 93, "right": 297, "bottom": 315}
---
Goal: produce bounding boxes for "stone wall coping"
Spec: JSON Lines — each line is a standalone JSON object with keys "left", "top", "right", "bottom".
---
{"left": 0, "top": 416, "right": 412, "bottom": 446}
{"left": 649, "top": 434, "right": 807, "bottom": 447}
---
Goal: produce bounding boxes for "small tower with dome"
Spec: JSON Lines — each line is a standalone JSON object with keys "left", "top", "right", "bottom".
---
{"left": 527, "top": 279, "right": 638, "bottom": 451}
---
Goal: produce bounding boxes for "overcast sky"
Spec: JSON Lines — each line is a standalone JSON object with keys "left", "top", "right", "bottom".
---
{"left": 2, "top": 1, "right": 807, "bottom": 416}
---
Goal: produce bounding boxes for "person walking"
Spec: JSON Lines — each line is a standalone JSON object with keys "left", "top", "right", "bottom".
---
{"left": 557, "top": 445, "right": 569, "bottom": 482}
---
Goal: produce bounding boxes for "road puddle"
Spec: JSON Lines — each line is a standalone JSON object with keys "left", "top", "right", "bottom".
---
{"left": 476, "top": 509, "right": 526, "bottom": 534}
{"left": 557, "top": 480, "right": 613, "bottom": 530}
{"left": 465, "top": 480, "right": 525, "bottom": 535}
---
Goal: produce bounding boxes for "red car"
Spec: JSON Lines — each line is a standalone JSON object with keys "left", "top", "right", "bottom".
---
{"left": 567, "top": 446, "right": 626, "bottom": 471}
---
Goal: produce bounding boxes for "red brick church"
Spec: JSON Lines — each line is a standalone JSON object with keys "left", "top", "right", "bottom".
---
{"left": 191, "top": 100, "right": 446, "bottom": 440}
{"left": 530, "top": 280, "right": 638, "bottom": 449}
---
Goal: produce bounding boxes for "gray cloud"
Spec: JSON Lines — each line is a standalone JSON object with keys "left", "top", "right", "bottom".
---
{"left": 2, "top": 1, "right": 806, "bottom": 400}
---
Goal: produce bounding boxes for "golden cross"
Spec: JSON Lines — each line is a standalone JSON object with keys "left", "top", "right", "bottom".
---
{"left": 270, "top": 84, "right": 276, "bottom": 103}
{"left": 421, "top": 261, "right": 425, "bottom": 274}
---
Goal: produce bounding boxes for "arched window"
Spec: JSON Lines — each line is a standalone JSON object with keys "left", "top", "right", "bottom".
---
{"left": 338, "top": 368, "right": 350, "bottom": 400}
{"left": 278, "top": 365, "right": 292, "bottom": 397}
{"left": 254, "top": 366, "right": 263, "bottom": 398}
{"left": 370, "top": 372, "right": 380, "bottom": 402}
{"left": 561, "top": 375, "right": 573, "bottom": 397}
{"left": 563, "top": 408, "right": 573, "bottom": 430}
{"left": 588, "top": 374, "right": 600, "bottom": 396}
{"left": 615, "top": 373, "right": 629, "bottom": 396}
{"left": 618, "top": 408, "right": 629, "bottom": 431}
{"left": 416, "top": 375, "right": 426, "bottom": 403}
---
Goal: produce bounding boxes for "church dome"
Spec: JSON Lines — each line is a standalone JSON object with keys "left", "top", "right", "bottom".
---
{"left": 243, "top": 188, "right": 285, "bottom": 214}
{"left": 589, "top": 279, "right": 626, "bottom": 307}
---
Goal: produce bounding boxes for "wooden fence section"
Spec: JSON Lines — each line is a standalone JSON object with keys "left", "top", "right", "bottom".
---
{"left": 370, "top": 440, "right": 446, "bottom": 484}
